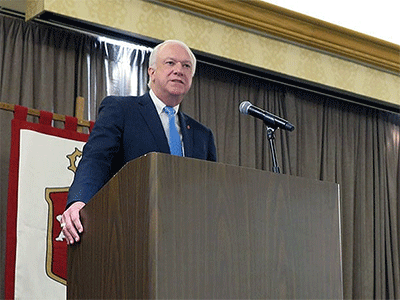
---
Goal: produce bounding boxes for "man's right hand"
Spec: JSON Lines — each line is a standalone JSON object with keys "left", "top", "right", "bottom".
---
{"left": 61, "top": 201, "right": 86, "bottom": 245}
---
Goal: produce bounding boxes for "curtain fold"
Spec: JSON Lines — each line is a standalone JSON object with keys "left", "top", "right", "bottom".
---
{"left": 102, "top": 38, "right": 151, "bottom": 98}
{"left": 0, "top": 15, "right": 106, "bottom": 120}
{"left": 75, "top": 38, "right": 107, "bottom": 121}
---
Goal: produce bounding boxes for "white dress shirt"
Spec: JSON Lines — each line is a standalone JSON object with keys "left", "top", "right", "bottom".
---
{"left": 149, "top": 89, "right": 185, "bottom": 155}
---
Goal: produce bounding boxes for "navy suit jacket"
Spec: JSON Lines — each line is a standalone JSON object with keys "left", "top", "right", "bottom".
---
{"left": 67, "top": 93, "right": 217, "bottom": 207}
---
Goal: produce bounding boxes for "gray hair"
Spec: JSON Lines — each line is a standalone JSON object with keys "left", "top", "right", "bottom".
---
{"left": 148, "top": 40, "right": 197, "bottom": 87}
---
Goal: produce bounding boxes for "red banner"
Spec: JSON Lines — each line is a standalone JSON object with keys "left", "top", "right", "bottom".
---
{"left": 5, "top": 106, "right": 93, "bottom": 299}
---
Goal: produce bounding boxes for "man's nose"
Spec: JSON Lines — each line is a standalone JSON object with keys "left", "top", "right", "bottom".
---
{"left": 173, "top": 63, "right": 184, "bottom": 75}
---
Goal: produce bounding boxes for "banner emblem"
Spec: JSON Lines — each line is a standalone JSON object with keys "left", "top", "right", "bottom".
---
{"left": 44, "top": 148, "right": 83, "bottom": 285}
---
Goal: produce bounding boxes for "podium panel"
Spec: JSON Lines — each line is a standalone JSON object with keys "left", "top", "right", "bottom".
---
{"left": 68, "top": 152, "right": 342, "bottom": 299}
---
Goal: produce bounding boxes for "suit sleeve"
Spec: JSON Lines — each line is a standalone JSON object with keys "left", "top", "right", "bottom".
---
{"left": 66, "top": 97, "right": 124, "bottom": 207}
{"left": 207, "top": 129, "right": 217, "bottom": 162}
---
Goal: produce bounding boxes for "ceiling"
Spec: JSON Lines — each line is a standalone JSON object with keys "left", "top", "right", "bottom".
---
{"left": 0, "top": 0, "right": 26, "bottom": 13}
{"left": 263, "top": 0, "right": 399, "bottom": 46}
{"left": 1, "top": 0, "right": 399, "bottom": 45}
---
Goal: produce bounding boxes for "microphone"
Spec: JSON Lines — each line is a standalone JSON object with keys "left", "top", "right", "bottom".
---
{"left": 239, "top": 101, "right": 295, "bottom": 131}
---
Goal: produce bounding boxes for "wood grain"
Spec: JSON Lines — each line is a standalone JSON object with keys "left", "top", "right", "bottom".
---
{"left": 68, "top": 153, "right": 342, "bottom": 299}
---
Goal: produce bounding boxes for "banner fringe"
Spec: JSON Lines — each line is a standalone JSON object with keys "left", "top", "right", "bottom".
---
{"left": 0, "top": 101, "right": 92, "bottom": 128}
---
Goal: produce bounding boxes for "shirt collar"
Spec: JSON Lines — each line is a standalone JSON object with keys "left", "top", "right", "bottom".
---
{"left": 149, "top": 89, "right": 180, "bottom": 115}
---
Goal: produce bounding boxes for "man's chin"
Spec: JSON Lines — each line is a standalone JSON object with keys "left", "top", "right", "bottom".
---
{"left": 168, "top": 87, "right": 189, "bottom": 96}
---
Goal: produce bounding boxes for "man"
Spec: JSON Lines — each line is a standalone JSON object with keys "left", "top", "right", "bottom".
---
{"left": 61, "top": 40, "right": 217, "bottom": 244}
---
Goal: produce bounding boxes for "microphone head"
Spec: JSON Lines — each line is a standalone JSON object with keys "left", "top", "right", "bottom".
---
{"left": 239, "top": 101, "right": 252, "bottom": 115}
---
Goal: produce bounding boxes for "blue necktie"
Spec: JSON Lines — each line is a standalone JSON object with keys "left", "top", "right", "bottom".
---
{"left": 164, "top": 106, "right": 183, "bottom": 156}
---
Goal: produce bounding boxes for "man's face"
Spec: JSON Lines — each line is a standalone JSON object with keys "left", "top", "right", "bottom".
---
{"left": 148, "top": 43, "right": 194, "bottom": 106}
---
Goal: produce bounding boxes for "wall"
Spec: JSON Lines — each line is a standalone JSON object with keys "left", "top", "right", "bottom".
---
{"left": 26, "top": 0, "right": 400, "bottom": 107}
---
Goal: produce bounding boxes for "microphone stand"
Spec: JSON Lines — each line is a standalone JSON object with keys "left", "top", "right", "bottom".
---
{"left": 266, "top": 125, "right": 280, "bottom": 173}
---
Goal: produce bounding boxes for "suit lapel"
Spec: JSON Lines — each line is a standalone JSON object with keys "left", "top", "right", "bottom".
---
{"left": 179, "top": 112, "right": 193, "bottom": 158}
{"left": 138, "top": 93, "right": 170, "bottom": 154}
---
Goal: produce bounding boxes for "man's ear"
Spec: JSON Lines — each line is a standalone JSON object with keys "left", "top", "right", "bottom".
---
{"left": 148, "top": 67, "right": 155, "bottom": 78}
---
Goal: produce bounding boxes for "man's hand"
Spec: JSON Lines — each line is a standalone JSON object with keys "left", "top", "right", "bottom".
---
{"left": 61, "top": 201, "right": 86, "bottom": 245}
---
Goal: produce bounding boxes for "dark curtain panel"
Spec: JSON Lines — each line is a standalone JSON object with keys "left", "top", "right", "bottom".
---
{"left": 184, "top": 62, "right": 400, "bottom": 299}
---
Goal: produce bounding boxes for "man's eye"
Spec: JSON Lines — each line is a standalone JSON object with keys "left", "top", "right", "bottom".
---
{"left": 166, "top": 61, "right": 174, "bottom": 65}
{"left": 184, "top": 64, "right": 192, "bottom": 68}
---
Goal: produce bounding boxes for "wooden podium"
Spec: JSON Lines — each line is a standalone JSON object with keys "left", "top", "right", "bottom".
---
{"left": 67, "top": 152, "right": 342, "bottom": 299}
